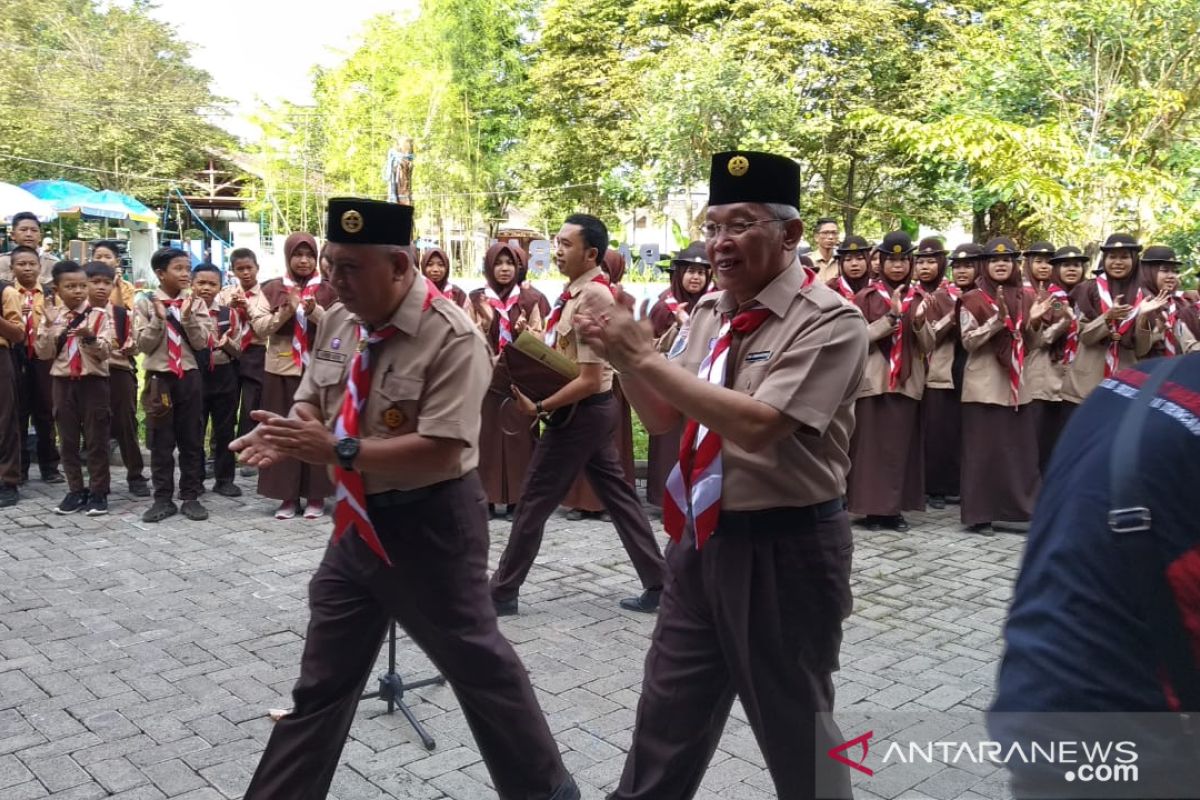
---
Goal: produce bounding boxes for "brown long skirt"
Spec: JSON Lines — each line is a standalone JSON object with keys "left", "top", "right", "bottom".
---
{"left": 960, "top": 402, "right": 1040, "bottom": 526}
{"left": 562, "top": 379, "right": 635, "bottom": 512}
{"left": 645, "top": 422, "right": 682, "bottom": 508}
{"left": 922, "top": 387, "right": 961, "bottom": 498}
{"left": 257, "top": 372, "right": 333, "bottom": 502}
{"left": 1028, "top": 399, "right": 1069, "bottom": 475}
{"left": 846, "top": 393, "right": 924, "bottom": 517}
{"left": 478, "top": 389, "right": 539, "bottom": 506}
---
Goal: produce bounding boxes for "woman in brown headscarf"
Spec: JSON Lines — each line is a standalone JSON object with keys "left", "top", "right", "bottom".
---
{"left": 826, "top": 235, "right": 872, "bottom": 300}
{"left": 845, "top": 231, "right": 933, "bottom": 532}
{"left": 469, "top": 243, "right": 545, "bottom": 519}
{"left": 1133, "top": 246, "right": 1185, "bottom": 360}
{"left": 644, "top": 243, "right": 711, "bottom": 508}
{"left": 561, "top": 248, "right": 636, "bottom": 518}
{"left": 958, "top": 237, "right": 1047, "bottom": 533}
{"left": 257, "top": 232, "right": 338, "bottom": 520}
{"left": 420, "top": 247, "right": 470, "bottom": 310}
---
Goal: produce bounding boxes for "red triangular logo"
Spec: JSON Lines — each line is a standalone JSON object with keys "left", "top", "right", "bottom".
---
{"left": 828, "top": 730, "right": 874, "bottom": 776}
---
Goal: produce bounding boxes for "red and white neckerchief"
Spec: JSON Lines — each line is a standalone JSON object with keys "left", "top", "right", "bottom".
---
{"left": 332, "top": 278, "right": 444, "bottom": 565}
{"left": 1046, "top": 283, "right": 1079, "bottom": 365}
{"left": 1096, "top": 275, "right": 1142, "bottom": 378}
{"left": 1163, "top": 294, "right": 1182, "bottom": 356}
{"left": 484, "top": 285, "right": 522, "bottom": 351}
{"left": 283, "top": 274, "right": 322, "bottom": 369}
{"left": 161, "top": 298, "right": 186, "bottom": 377}
{"left": 835, "top": 275, "right": 856, "bottom": 300}
{"left": 543, "top": 273, "right": 610, "bottom": 348}
{"left": 873, "top": 281, "right": 919, "bottom": 391}
{"left": 18, "top": 285, "right": 40, "bottom": 358}
{"left": 64, "top": 305, "right": 104, "bottom": 379}
{"left": 206, "top": 307, "right": 221, "bottom": 372}
{"left": 982, "top": 290, "right": 1024, "bottom": 407}
{"left": 663, "top": 267, "right": 815, "bottom": 549}
{"left": 239, "top": 289, "right": 258, "bottom": 351}
{"left": 939, "top": 280, "right": 963, "bottom": 300}
{"left": 663, "top": 293, "right": 682, "bottom": 314}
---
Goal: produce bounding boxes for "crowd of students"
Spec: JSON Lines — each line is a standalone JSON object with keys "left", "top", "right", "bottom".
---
{"left": 0, "top": 209, "right": 1191, "bottom": 537}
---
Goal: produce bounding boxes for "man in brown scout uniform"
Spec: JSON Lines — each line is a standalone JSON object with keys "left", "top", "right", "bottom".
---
{"left": 231, "top": 198, "right": 580, "bottom": 800}
{"left": 0, "top": 212, "right": 59, "bottom": 284}
{"left": 0, "top": 278, "right": 25, "bottom": 507}
{"left": 576, "top": 151, "right": 868, "bottom": 799}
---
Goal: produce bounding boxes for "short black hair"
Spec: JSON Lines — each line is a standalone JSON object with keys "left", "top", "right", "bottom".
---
{"left": 815, "top": 217, "right": 839, "bottom": 230}
{"left": 91, "top": 240, "right": 121, "bottom": 258}
{"left": 51, "top": 259, "right": 86, "bottom": 284}
{"left": 7, "top": 245, "right": 39, "bottom": 262}
{"left": 84, "top": 261, "right": 116, "bottom": 280}
{"left": 9, "top": 212, "right": 41, "bottom": 229}
{"left": 563, "top": 213, "right": 608, "bottom": 265}
{"left": 151, "top": 247, "right": 190, "bottom": 273}
{"left": 229, "top": 247, "right": 258, "bottom": 265}
{"left": 191, "top": 262, "right": 222, "bottom": 279}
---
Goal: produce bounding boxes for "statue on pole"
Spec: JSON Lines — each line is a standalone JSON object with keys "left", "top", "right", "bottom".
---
{"left": 383, "top": 135, "right": 415, "bottom": 206}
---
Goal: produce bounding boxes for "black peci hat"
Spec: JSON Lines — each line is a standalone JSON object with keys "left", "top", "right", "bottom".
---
{"left": 1023, "top": 241, "right": 1055, "bottom": 257}
{"left": 878, "top": 231, "right": 915, "bottom": 257}
{"left": 1098, "top": 233, "right": 1142, "bottom": 253}
{"left": 916, "top": 236, "right": 948, "bottom": 257}
{"left": 326, "top": 198, "right": 414, "bottom": 245}
{"left": 707, "top": 151, "right": 801, "bottom": 209}
{"left": 983, "top": 237, "right": 1019, "bottom": 258}
{"left": 1049, "top": 245, "right": 1089, "bottom": 264}
{"left": 669, "top": 241, "right": 710, "bottom": 270}
{"left": 1140, "top": 245, "right": 1181, "bottom": 267}
{"left": 950, "top": 242, "right": 984, "bottom": 261}
{"left": 836, "top": 235, "right": 871, "bottom": 257}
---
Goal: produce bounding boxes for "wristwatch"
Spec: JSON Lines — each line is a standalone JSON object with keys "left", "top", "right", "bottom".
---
{"left": 335, "top": 437, "right": 360, "bottom": 471}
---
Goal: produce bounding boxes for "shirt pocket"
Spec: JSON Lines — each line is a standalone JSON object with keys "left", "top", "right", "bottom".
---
{"left": 733, "top": 362, "right": 771, "bottom": 393}
{"left": 371, "top": 373, "right": 423, "bottom": 438}
{"left": 310, "top": 360, "right": 347, "bottom": 413}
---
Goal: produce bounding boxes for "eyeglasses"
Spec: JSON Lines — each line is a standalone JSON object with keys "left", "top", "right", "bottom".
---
{"left": 701, "top": 218, "right": 788, "bottom": 241}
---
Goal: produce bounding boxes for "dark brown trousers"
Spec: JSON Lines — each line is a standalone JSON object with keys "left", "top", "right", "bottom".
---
{"left": 202, "top": 362, "right": 239, "bottom": 485}
{"left": 236, "top": 344, "right": 265, "bottom": 438}
{"left": 0, "top": 350, "right": 21, "bottom": 486}
{"left": 490, "top": 393, "right": 665, "bottom": 602}
{"left": 611, "top": 512, "right": 855, "bottom": 800}
{"left": 243, "top": 473, "right": 568, "bottom": 800}
{"left": 921, "top": 386, "right": 961, "bottom": 497}
{"left": 257, "top": 372, "right": 332, "bottom": 501}
{"left": 146, "top": 369, "right": 205, "bottom": 503}
{"left": 52, "top": 375, "right": 111, "bottom": 495}
{"left": 12, "top": 349, "right": 59, "bottom": 477}
{"left": 109, "top": 367, "right": 145, "bottom": 482}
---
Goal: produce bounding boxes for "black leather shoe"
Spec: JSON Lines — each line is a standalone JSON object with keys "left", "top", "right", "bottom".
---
{"left": 41, "top": 469, "right": 65, "bottom": 484}
{"left": 927, "top": 495, "right": 946, "bottom": 510}
{"left": 860, "top": 515, "right": 882, "bottom": 532}
{"left": 946, "top": 495, "right": 961, "bottom": 505}
{"left": 127, "top": 478, "right": 151, "bottom": 498}
{"left": 993, "top": 520, "right": 1031, "bottom": 533}
{"left": 890, "top": 515, "right": 910, "bottom": 532}
{"left": 619, "top": 588, "right": 662, "bottom": 613}
{"left": 548, "top": 776, "right": 581, "bottom": 800}
{"left": 0, "top": 484, "right": 17, "bottom": 508}
{"left": 965, "top": 522, "right": 994, "bottom": 536}
{"left": 181, "top": 500, "right": 209, "bottom": 521}
{"left": 493, "top": 597, "right": 518, "bottom": 616}
{"left": 142, "top": 500, "right": 177, "bottom": 523}
{"left": 213, "top": 481, "right": 243, "bottom": 498}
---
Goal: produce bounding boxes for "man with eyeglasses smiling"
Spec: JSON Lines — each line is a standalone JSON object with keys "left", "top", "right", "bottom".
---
{"left": 812, "top": 216, "right": 841, "bottom": 284}
{"left": 577, "top": 150, "right": 868, "bottom": 799}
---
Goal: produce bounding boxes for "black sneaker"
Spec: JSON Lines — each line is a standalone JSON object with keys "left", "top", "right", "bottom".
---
{"left": 85, "top": 494, "right": 109, "bottom": 516}
{"left": 927, "top": 495, "right": 946, "bottom": 510}
{"left": 548, "top": 776, "right": 581, "bottom": 800}
{"left": 213, "top": 481, "right": 243, "bottom": 498}
{"left": 127, "top": 478, "right": 151, "bottom": 497}
{"left": 180, "top": 500, "right": 209, "bottom": 521}
{"left": 619, "top": 587, "right": 662, "bottom": 613}
{"left": 41, "top": 469, "right": 65, "bottom": 485}
{"left": 55, "top": 490, "right": 89, "bottom": 515}
{"left": 0, "top": 484, "right": 18, "bottom": 508}
{"left": 493, "top": 596, "right": 519, "bottom": 617}
{"left": 142, "top": 500, "right": 178, "bottom": 523}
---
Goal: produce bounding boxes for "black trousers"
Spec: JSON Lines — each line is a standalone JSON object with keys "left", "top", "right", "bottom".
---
{"left": 202, "top": 362, "right": 239, "bottom": 485}
{"left": 237, "top": 344, "right": 265, "bottom": 438}
{"left": 109, "top": 367, "right": 145, "bottom": 482}
{"left": 0, "top": 350, "right": 21, "bottom": 486}
{"left": 611, "top": 511, "right": 855, "bottom": 800}
{"left": 243, "top": 473, "right": 568, "bottom": 800}
{"left": 52, "top": 376, "right": 111, "bottom": 495}
{"left": 146, "top": 370, "right": 205, "bottom": 503}
{"left": 12, "top": 349, "right": 59, "bottom": 476}
{"left": 490, "top": 393, "right": 665, "bottom": 602}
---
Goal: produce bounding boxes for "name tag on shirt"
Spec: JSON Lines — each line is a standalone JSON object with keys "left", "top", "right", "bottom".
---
{"left": 745, "top": 350, "right": 772, "bottom": 364}
{"left": 315, "top": 349, "right": 348, "bottom": 364}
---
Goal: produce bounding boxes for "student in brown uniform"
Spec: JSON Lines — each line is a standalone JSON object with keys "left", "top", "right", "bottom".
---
{"left": 1061, "top": 233, "right": 1150, "bottom": 408}
{"left": 38, "top": 260, "right": 114, "bottom": 516}
{"left": 135, "top": 247, "right": 214, "bottom": 523}
{"left": 87, "top": 260, "right": 149, "bottom": 496}
{"left": 231, "top": 198, "right": 580, "bottom": 800}
{"left": 7, "top": 246, "right": 63, "bottom": 484}
{"left": 0, "top": 212, "right": 59, "bottom": 284}
{"left": 258, "top": 233, "right": 337, "bottom": 519}
{"left": 561, "top": 247, "right": 637, "bottom": 519}
{"left": 826, "top": 235, "right": 871, "bottom": 301}
{"left": 490, "top": 214, "right": 666, "bottom": 615}
{"left": 645, "top": 242, "right": 712, "bottom": 508}
{"left": 847, "top": 231, "right": 932, "bottom": 532}
{"left": 221, "top": 249, "right": 272, "bottom": 449}
{"left": 191, "top": 263, "right": 243, "bottom": 497}
{"left": 469, "top": 242, "right": 544, "bottom": 520}
{"left": 90, "top": 241, "right": 137, "bottom": 310}
{"left": 419, "top": 246, "right": 469, "bottom": 309}
{"left": 576, "top": 150, "right": 868, "bottom": 800}
{"left": 958, "top": 237, "right": 1050, "bottom": 534}
{"left": 0, "top": 278, "right": 24, "bottom": 507}
{"left": 1044, "top": 246, "right": 1088, "bottom": 429}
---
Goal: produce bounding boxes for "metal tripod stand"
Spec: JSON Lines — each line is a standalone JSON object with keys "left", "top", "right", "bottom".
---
{"left": 360, "top": 620, "right": 446, "bottom": 750}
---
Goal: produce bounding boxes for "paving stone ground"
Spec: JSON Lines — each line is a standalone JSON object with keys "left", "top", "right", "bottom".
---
{"left": 1, "top": 469, "right": 1026, "bottom": 799}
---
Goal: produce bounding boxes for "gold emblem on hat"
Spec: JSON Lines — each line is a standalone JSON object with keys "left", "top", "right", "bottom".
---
{"left": 892, "top": 244, "right": 902, "bottom": 254}
{"left": 849, "top": 243, "right": 858, "bottom": 251}
{"left": 955, "top": 251, "right": 965, "bottom": 258}
{"left": 995, "top": 243, "right": 1007, "bottom": 253}
{"left": 341, "top": 209, "right": 364, "bottom": 234}
{"left": 382, "top": 407, "right": 405, "bottom": 429}
{"left": 727, "top": 156, "right": 750, "bottom": 177}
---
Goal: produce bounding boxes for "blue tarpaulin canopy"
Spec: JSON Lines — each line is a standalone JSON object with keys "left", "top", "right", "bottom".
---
{"left": 72, "top": 189, "right": 157, "bottom": 224}
{"left": 21, "top": 179, "right": 96, "bottom": 210}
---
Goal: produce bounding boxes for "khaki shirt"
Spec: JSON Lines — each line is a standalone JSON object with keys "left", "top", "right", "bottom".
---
{"left": 34, "top": 303, "right": 113, "bottom": 377}
{"left": 0, "top": 286, "right": 21, "bottom": 349}
{"left": 10, "top": 283, "right": 48, "bottom": 358}
{"left": 200, "top": 301, "right": 243, "bottom": 367}
{"left": 1060, "top": 315, "right": 1145, "bottom": 403}
{"left": 548, "top": 267, "right": 614, "bottom": 393}
{"left": 813, "top": 252, "right": 839, "bottom": 285}
{"left": 959, "top": 309, "right": 1033, "bottom": 406}
{"left": 220, "top": 282, "right": 273, "bottom": 347}
{"left": 925, "top": 308, "right": 959, "bottom": 390}
{"left": 104, "top": 303, "right": 139, "bottom": 372}
{"left": 1023, "top": 316, "right": 1073, "bottom": 402}
{"left": 858, "top": 313, "right": 934, "bottom": 400}
{"left": 134, "top": 289, "right": 213, "bottom": 373}
{"left": 671, "top": 262, "right": 868, "bottom": 510}
{"left": 293, "top": 277, "right": 491, "bottom": 494}
{"left": 0, "top": 252, "right": 58, "bottom": 285}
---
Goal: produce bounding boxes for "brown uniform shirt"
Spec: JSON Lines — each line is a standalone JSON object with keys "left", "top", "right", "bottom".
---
{"left": 34, "top": 303, "right": 113, "bottom": 377}
{"left": 10, "top": 283, "right": 48, "bottom": 357}
{"left": 549, "top": 267, "right": 614, "bottom": 393}
{"left": 104, "top": 303, "right": 139, "bottom": 372}
{"left": 670, "top": 262, "right": 868, "bottom": 511}
{"left": 201, "top": 301, "right": 243, "bottom": 366}
{"left": 959, "top": 309, "right": 1034, "bottom": 406}
{"left": 813, "top": 252, "right": 839, "bottom": 285}
{"left": 134, "top": 290, "right": 213, "bottom": 373}
{"left": 262, "top": 279, "right": 336, "bottom": 377}
{"left": 0, "top": 252, "right": 58, "bottom": 285}
{"left": 1023, "top": 316, "right": 1073, "bottom": 402}
{"left": 858, "top": 313, "right": 934, "bottom": 400}
{"left": 293, "top": 277, "right": 492, "bottom": 494}
{"left": 0, "top": 286, "right": 21, "bottom": 349}
{"left": 219, "top": 282, "right": 273, "bottom": 347}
